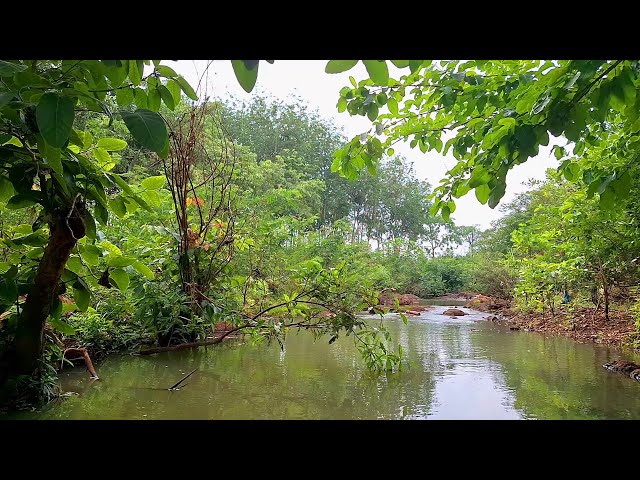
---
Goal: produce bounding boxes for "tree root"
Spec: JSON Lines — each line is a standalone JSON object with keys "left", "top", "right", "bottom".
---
{"left": 62, "top": 347, "right": 99, "bottom": 379}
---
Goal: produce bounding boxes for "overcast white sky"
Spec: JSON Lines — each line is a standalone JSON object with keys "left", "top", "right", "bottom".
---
{"left": 170, "top": 60, "right": 558, "bottom": 229}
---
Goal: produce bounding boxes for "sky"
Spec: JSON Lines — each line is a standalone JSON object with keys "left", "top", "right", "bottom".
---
{"left": 170, "top": 60, "right": 558, "bottom": 229}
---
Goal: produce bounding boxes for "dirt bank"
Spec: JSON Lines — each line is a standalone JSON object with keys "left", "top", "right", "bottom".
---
{"left": 465, "top": 293, "right": 639, "bottom": 352}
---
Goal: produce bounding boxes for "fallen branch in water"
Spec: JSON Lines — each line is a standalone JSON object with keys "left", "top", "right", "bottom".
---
{"left": 137, "top": 326, "right": 246, "bottom": 355}
{"left": 62, "top": 347, "right": 99, "bottom": 379}
{"left": 169, "top": 368, "right": 197, "bottom": 390}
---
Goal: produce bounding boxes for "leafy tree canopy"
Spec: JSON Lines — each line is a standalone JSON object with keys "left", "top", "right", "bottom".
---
{"left": 323, "top": 60, "right": 640, "bottom": 219}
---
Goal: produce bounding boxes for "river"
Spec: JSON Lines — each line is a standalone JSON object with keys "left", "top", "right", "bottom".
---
{"left": 4, "top": 305, "right": 640, "bottom": 419}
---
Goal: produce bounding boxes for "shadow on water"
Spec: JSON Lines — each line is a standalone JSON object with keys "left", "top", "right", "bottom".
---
{"left": 4, "top": 305, "right": 639, "bottom": 419}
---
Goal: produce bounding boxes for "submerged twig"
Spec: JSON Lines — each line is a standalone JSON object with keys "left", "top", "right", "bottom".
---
{"left": 168, "top": 368, "right": 197, "bottom": 391}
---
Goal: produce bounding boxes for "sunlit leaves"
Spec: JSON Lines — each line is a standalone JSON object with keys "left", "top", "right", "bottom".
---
{"left": 128, "top": 60, "right": 142, "bottom": 86}
{"left": 362, "top": 60, "right": 389, "bottom": 86}
{"left": 141, "top": 175, "right": 166, "bottom": 190}
{"left": 97, "top": 138, "right": 127, "bottom": 151}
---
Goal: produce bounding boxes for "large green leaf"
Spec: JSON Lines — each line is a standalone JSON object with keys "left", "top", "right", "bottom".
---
{"left": 325, "top": 60, "right": 359, "bottom": 74}
{"left": 106, "top": 256, "right": 136, "bottom": 268}
{"left": 116, "top": 87, "right": 134, "bottom": 106}
{"left": 158, "top": 85, "right": 175, "bottom": 110}
{"left": 387, "top": 97, "right": 399, "bottom": 115}
{"left": 97, "top": 138, "right": 127, "bottom": 151}
{"left": 84, "top": 210, "right": 96, "bottom": 240}
{"left": 40, "top": 142, "right": 62, "bottom": 175}
{"left": 128, "top": 60, "right": 142, "bottom": 86}
{"left": 141, "top": 175, "right": 166, "bottom": 190}
{"left": 6, "top": 192, "right": 40, "bottom": 209}
{"left": 120, "top": 109, "right": 168, "bottom": 153}
{"left": 66, "top": 256, "right": 83, "bottom": 274}
{"left": 166, "top": 79, "right": 182, "bottom": 105}
{"left": 0, "top": 92, "right": 15, "bottom": 108}
{"left": 110, "top": 268, "right": 130, "bottom": 291}
{"left": 79, "top": 245, "right": 100, "bottom": 266}
{"left": 133, "top": 261, "right": 154, "bottom": 279}
{"left": 36, "top": 93, "right": 75, "bottom": 148}
{"left": 176, "top": 75, "right": 198, "bottom": 100}
{"left": 109, "top": 196, "right": 127, "bottom": 218}
{"left": 147, "top": 86, "right": 161, "bottom": 111}
{"left": 599, "top": 187, "right": 616, "bottom": 209}
{"left": 0, "top": 278, "right": 17, "bottom": 302}
{"left": 488, "top": 183, "right": 506, "bottom": 209}
{"left": 93, "top": 147, "right": 112, "bottom": 166}
{"left": 73, "top": 286, "right": 91, "bottom": 312}
{"left": 390, "top": 60, "right": 410, "bottom": 69}
{"left": 363, "top": 60, "right": 389, "bottom": 86}
{"left": 231, "top": 61, "right": 259, "bottom": 93}
{"left": 475, "top": 184, "right": 491, "bottom": 204}
{"left": 0, "top": 175, "right": 16, "bottom": 203}
{"left": 0, "top": 61, "right": 27, "bottom": 76}
{"left": 49, "top": 317, "right": 76, "bottom": 335}
{"left": 156, "top": 65, "right": 178, "bottom": 78}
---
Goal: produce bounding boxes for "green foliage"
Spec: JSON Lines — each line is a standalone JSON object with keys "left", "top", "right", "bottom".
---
{"left": 329, "top": 60, "right": 640, "bottom": 217}
{"left": 231, "top": 61, "right": 260, "bottom": 93}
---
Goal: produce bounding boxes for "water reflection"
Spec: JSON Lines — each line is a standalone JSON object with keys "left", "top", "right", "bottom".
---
{"left": 4, "top": 306, "right": 640, "bottom": 419}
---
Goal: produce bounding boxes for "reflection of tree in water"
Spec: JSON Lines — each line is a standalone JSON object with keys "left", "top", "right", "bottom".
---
{"left": 21, "top": 315, "right": 640, "bottom": 420}
{"left": 28, "top": 324, "right": 437, "bottom": 419}
{"left": 470, "top": 326, "right": 640, "bottom": 419}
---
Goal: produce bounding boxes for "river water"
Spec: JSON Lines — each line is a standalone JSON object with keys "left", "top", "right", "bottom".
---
{"left": 5, "top": 305, "right": 640, "bottom": 419}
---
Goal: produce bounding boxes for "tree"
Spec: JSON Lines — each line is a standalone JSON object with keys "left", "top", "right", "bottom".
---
{"left": 420, "top": 215, "right": 449, "bottom": 258}
{"left": 324, "top": 60, "right": 640, "bottom": 219}
{"left": 0, "top": 60, "right": 204, "bottom": 382}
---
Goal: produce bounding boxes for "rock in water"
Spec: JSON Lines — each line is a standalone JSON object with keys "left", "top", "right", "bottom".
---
{"left": 603, "top": 360, "right": 640, "bottom": 382}
{"left": 442, "top": 308, "right": 466, "bottom": 316}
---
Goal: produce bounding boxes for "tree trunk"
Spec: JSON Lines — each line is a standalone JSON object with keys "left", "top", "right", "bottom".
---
{"left": 13, "top": 217, "right": 79, "bottom": 375}
{"left": 603, "top": 277, "right": 610, "bottom": 321}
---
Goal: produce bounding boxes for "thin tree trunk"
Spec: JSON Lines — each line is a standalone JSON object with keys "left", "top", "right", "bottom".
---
{"left": 14, "top": 217, "right": 79, "bottom": 375}
{"left": 603, "top": 275, "right": 610, "bottom": 321}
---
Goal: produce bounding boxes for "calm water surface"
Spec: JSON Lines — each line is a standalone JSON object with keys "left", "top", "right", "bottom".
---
{"left": 5, "top": 305, "right": 640, "bottom": 419}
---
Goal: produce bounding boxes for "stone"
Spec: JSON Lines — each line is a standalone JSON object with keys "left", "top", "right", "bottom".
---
{"left": 442, "top": 308, "right": 466, "bottom": 316}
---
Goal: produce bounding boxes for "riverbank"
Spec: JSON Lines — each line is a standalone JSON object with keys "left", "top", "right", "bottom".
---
{"left": 461, "top": 293, "right": 639, "bottom": 353}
